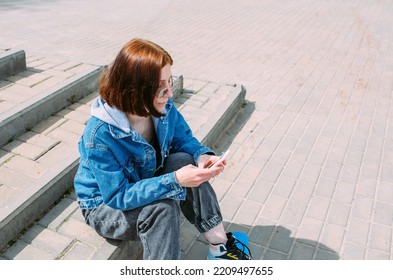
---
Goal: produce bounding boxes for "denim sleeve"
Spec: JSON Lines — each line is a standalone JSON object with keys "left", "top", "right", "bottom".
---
{"left": 87, "top": 145, "right": 185, "bottom": 211}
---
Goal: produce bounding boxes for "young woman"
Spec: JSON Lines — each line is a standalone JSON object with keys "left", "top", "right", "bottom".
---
{"left": 73, "top": 38, "right": 251, "bottom": 260}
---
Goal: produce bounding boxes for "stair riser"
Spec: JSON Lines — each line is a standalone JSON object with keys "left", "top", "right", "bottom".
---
{"left": 0, "top": 161, "right": 79, "bottom": 251}
{"left": 0, "top": 67, "right": 102, "bottom": 147}
{"left": 0, "top": 49, "right": 26, "bottom": 80}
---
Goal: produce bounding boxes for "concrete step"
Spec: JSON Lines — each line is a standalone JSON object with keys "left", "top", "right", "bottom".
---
{"left": 0, "top": 53, "right": 101, "bottom": 250}
{"left": 0, "top": 48, "right": 26, "bottom": 80}
{"left": 0, "top": 73, "right": 246, "bottom": 259}
{"left": 0, "top": 53, "right": 102, "bottom": 147}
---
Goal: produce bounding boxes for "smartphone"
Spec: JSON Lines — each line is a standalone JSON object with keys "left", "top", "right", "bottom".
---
{"left": 206, "top": 150, "right": 230, "bottom": 169}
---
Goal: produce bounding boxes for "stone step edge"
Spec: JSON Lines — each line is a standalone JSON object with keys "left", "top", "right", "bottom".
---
{"left": 0, "top": 66, "right": 103, "bottom": 147}
{"left": 0, "top": 81, "right": 246, "bottom": 259}
{"left": 0, "top": 158, "right": 80, "bottom": 251}
{"left": 195, "top": 83, "right": 246, "bottom": 148}
{"left": 0, "top": 49, "right": 27, "bottom": 80}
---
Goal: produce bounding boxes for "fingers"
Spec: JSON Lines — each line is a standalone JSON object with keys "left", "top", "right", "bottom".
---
{"left": 176, "top": 163, "right": 226, "bottom": 187}
{"left": 203, "top": 158, "right": 214, "bottom": 168}
{"left": 198, "top": 154, "right": 212, "bottom": 168}
{"left": 190, "top": 167, "right": 224, "bottom": 186}
{"left": 206, "top": 164, "right": 225, "bottom": 177}
{"left": 202, "top": 156, "right": 219, "bottom": 168}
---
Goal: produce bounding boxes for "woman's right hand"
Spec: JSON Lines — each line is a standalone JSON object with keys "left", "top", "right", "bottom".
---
{"left": 174, "top": 164, "right": 225, "bottom": 187}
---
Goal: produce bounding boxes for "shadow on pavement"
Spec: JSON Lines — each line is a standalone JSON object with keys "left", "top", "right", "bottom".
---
{"left": 247, "top": 224, "right": 339, "bottom": 260}
{"left": 211, "top": 99, "right": 256, "bottom": 152}
{"left": 184, "top": 222, "right": 339, "bottom": 260}
{"left": 223, "top": 222, "right": 339, "bottom": 260}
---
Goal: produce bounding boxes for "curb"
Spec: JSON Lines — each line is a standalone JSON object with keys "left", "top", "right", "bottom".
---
{"left": 0, "top": 49, "right": 26, "bottom": 80}
{"left": 0, "top": 66, "right": 102, "bottom": 147}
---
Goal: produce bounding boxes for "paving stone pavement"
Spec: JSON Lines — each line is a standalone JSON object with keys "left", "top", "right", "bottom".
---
{"left": 1, "top": 0, "right": 393, "bottom": 260}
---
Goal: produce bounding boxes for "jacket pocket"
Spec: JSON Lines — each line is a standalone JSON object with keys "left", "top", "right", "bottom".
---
{"left": 123, "top": 155, "right": 144, "bottom": 180}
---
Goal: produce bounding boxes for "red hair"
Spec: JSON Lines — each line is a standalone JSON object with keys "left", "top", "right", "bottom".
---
{"left": 100, "top": 38, "right": 173, "bottom": 117}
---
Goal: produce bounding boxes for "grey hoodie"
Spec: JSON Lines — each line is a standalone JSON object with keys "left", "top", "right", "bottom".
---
{"left": 91, "top": 96, "right": 132, "bottom": 133}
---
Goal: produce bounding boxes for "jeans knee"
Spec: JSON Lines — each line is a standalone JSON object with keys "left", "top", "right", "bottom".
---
{"left": 139, "top": 199, "right": 180, "bottom": 229}
{"left": 158, "top": 199, "right": 179, "bottom": 216}
{"left": 138, "top": 200, "right": 181, "bottom": 260}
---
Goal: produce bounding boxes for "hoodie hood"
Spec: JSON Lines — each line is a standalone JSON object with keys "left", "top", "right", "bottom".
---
{"left": 91, "top": 97, "right": 132, "bottom": 133}
{"left": 91, "top": 96, "right": 171, "bottom": 134}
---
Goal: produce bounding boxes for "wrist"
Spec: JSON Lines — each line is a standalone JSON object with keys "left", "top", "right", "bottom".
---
{"left": 174, "top": 171, "right": 179, "bottom": 184}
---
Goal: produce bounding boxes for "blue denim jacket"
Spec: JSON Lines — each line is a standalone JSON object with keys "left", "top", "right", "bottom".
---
{"left": 74, "top": 97, "right": 213, "bottom": 210}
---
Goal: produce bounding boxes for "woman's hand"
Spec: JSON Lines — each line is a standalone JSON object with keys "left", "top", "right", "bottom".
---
{"left": 197, "top": 154, "right": 227, "bottom": 169}
{"left": 174, "top": 164, "right": 225, "bottom": 187}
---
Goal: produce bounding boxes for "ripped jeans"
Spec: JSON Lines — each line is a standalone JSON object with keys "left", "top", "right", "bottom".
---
{"left": 81, "top": 152, "right": 223, "bottom": 260}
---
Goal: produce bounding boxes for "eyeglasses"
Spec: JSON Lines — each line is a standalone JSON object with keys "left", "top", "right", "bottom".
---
{"left": 157, "top": 76, "right": 173, "bottom": 99}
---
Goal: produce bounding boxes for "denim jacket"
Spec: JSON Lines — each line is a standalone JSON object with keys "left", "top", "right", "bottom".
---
{"left": 74, "top": 96, "right": 213, "bottom": 210}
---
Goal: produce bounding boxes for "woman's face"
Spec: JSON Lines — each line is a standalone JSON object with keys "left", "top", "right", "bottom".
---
{"left": 154, "top": 63, "right": 173, "bottom": 113}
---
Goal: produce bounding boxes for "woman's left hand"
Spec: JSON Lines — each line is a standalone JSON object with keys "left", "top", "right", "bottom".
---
{"left": 197, "top": 154, "right": 227, "bottom": 169}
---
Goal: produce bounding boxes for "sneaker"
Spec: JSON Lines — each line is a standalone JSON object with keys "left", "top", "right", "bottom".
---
{"left": 207, "top": 232, "right": 252, "bottom": 260}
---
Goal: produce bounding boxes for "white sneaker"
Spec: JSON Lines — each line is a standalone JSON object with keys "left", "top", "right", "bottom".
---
{"left": 207, "top": 232, "right": 252, "bottom": 260}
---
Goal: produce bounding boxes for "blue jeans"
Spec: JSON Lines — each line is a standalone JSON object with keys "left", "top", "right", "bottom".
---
{"left": 81, "top": 152, "right": 223, "bottom": 260}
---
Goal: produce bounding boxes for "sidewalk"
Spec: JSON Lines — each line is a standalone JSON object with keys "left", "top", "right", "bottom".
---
{"left": 1, "top": 0, "right": 392, "bottom": 259}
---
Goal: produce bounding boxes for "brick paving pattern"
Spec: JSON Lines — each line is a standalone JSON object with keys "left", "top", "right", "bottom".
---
{"left": 0, "top": 0, "right": 392, "bottom": 260}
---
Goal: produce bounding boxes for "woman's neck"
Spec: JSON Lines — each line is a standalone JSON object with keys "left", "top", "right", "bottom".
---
{"left": 127, "top": 114, "right": 154, "bottom": 142}
{"left": 127, "top": 114, "right": 148, "bottom": 125}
